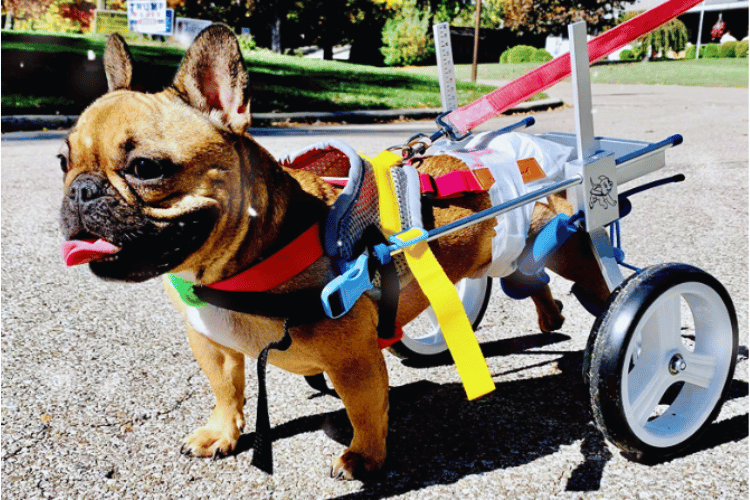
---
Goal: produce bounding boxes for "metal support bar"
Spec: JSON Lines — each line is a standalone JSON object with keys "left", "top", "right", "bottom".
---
{"left": 589, "top": 227, "right": 625, "bottom": 292}
{"left": 569, "top": 22, "right": 598, "bottom": 161}
{"left": 422, "top": 175, "right": 583, "bottom": 246}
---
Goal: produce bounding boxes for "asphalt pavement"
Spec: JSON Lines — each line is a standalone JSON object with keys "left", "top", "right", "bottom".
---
{"left": 2, "top": 83, "right": 748, "bottom": 499}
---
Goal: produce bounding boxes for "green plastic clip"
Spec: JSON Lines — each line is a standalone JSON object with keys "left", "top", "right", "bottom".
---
{"left": 167, "top": 274, "right": 207, "bottom": 308}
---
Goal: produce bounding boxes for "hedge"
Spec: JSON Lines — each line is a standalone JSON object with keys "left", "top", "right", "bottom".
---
{"left": 738, "top": 40, "right": 749, "bottom": 58}
{"left": 531, "top": 48, "right": 553, "bottom": 62}
{"left": 508, "top": 45, "right": 535, "bottom": 63}
{"left": 619, "top": 48, "right": 636, "bottom": 61}
{"left": 719, "top": 41, "right": 737, "bottom": 58}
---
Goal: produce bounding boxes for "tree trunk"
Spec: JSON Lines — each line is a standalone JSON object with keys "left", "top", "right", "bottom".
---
{"left": 4, "top": 12, "right": 13, "bottom": 30}
{"left": 323, "top": 44, "right": 334, "bottom": 60}
{"left": 272, "top": 11, "right": 281, "bottom": 53}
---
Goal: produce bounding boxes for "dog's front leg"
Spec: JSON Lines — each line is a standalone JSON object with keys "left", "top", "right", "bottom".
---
{"left": 318, "top": 312, "right": 389, "bottom": 481}
{"left": 327, "top": 348, "right": 389, "bottom": 480}
{"left": 181, "top": 327, "right": 246, "bottom": 458}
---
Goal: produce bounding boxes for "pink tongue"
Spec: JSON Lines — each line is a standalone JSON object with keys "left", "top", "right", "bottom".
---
{"left": 61, "top": 239, "right": 121, "bottom": 266}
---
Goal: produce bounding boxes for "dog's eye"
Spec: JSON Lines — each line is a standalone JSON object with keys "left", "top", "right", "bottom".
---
{"left": 57, "top": 154, "right": 68, "bottom": 173}
{"left": 127, "top": 158, "right": 172, "bottom": 181}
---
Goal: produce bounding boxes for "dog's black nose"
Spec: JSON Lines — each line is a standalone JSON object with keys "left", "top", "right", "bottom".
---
{"left": 67, "top": 174, "right": 105, "bottom": 203}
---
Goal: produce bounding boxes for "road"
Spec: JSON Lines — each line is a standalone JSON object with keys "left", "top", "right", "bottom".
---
{"left": 2, "top": 83, "right": 747, "bottom": 499}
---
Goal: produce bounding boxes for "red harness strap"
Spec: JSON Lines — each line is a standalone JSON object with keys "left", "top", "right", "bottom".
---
{"left": 205, "top": 223, "right": 324, "bottom": 292}
{"left": 418, "top": 158, "right": 545, "bottom": 199}
{"left": 419, "top": 168, "right": 496, "bottom": 199}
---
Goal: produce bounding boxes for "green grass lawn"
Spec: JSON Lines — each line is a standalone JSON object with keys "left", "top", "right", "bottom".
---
{"left": 438, "top": 58, "right": 748, "bottom": 88}
{"left": 1, "top": 31, "right": 496, "bottom": 114}
{"left": 3, "top": 30, "right": 746, "bottom": 117}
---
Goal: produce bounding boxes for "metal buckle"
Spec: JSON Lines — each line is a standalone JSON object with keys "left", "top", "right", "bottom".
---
{"left": 436, "top": 111, "right": 472, "bottom": 142}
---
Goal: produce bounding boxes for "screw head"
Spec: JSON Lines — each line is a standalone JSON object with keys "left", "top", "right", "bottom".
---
{"left": 669, "top": 354, "right": 687, "bottom": 375}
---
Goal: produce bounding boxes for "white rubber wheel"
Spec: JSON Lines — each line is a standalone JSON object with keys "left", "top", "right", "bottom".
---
{"left": 586, "top": 263, "right": 738, "bottom": 459}
{"left": 388, "top": 277, "right": 492, "bottom": 359}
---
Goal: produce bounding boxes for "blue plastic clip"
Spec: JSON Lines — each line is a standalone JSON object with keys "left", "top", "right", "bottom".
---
{"left": 371, "top": 227, "right": 429, "bottom": 267}
{"left": 321, "top": 254, "right": 374, "bottom": 319}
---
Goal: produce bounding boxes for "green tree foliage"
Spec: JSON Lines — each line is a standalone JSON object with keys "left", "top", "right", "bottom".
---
{"left": 501, "top": 0, "right": 633, "bottom": 36}
{"left": 381, "top": 1, "right": 435, "bottom": 66}
{"left": 619, "top": 11, "right": 688, "bottom": 59}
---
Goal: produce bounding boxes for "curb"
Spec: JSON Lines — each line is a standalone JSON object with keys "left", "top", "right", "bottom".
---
{"left": 1, "top": 99, "right": 563, "bottom": 133}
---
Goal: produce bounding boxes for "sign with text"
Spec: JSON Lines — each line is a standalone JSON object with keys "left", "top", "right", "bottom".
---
{"left": 127, "top": 1, "right": 173, "bottom": 35}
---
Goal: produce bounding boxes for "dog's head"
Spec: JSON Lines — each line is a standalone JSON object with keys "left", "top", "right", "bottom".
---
{"left": 60, "top": 25, "right": 277, "bottom": 283}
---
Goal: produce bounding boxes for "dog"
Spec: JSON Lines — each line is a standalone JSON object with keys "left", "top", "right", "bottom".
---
{"left": 59, "top": 24, "right": 609, "bottom": 480}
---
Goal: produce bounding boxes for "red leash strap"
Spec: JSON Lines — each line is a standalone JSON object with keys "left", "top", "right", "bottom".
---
{"left": 445, "top": 0, "right": 703, "bottom": 136}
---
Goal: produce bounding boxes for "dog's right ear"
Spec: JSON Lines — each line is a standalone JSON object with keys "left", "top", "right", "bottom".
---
{"left": 104, "top": 33, "right": 134, "bottom": 92}
{"left": 171, "top": 24, "right": 251, "bottom": 134}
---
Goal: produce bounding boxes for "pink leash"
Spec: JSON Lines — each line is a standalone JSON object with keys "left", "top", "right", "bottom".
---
{"left": 443, "top": 0, "right": 704, "bottom": 137}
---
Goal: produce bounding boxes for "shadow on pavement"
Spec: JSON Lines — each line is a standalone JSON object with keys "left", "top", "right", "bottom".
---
{"left": 230, "top": 332, "right": 748, "bottom": 498}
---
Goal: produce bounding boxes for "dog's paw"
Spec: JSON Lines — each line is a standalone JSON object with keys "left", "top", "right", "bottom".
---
{"left": 181, "top": 426, "right": 240, "bottom": 459}
{"left": 538, "top": 300, "right": 565, "bottom": 333}
{"left": 330, "top": 449, "right": 381, "bottom": 480}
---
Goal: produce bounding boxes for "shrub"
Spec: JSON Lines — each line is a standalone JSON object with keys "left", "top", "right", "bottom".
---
{"left": 702, "top": 43, "right": 720, "bottom": 58}
{"left": 237, "top": 35, "right": 257, "bottom": 57}
{"left": 737, "top": 40, "right": 749, "bottom": 58}
{"left": 619, "top": 48, "right": 636, "bottom": 61}
{"left": 381, "top": 6, "right": 435, "bottom": 66}
{"left": 685, "top": 45, "right": 696, "bottom": 59}
{"left": 531, "top": 48, "right": 553, "bottom": 62}
{"left": 719, "top": 41, "right": 738, "bottom": 58}
{"left": 508, "top": 45, "right": 536, "bottom": 63}
{"left": 500, "top": 48, "right": 511, "bottom": 63}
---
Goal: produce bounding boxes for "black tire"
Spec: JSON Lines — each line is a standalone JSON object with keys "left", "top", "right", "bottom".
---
{"left": 585, "top": 263, "right": 738, "bottom": 459}
{"left": 388, "top": 277, "right": 493, "bottom": 360}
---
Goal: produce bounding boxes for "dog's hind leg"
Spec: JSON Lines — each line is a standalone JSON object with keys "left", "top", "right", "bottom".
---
{"left": 181, "top": 327, "right": 246, "bottom": 458}
{"left": 531, "top": 285, "right": 566, "bottom": 333}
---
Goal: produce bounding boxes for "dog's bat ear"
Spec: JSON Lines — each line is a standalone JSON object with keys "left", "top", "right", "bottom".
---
{"left": 171, "top": 23, "right": 251, "bottom": 134}
{"left": 104, "top": 33, "right": 134, "bottom": 92}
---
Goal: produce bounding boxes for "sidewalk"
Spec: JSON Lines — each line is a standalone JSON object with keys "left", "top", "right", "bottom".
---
{"left": 0, "top": 97, "right": 564, "bottom": 133}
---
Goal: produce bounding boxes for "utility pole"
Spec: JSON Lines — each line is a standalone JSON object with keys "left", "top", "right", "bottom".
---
{"left": 471, "top": 0, "right": 481, "bottom": 82}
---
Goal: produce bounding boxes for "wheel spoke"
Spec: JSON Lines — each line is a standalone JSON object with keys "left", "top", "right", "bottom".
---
{"left": 679, "top": 351, "right": 718, "bottom": 389}
{"left": 654, "top": 294, "right": 683, "bottom": 351}
{"left": 629, "top": 368, "right": 672, "bottom": 426}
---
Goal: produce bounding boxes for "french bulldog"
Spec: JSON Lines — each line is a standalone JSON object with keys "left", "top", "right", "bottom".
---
{"left": 59, "top": 24, "right": 609, "bottom": 479}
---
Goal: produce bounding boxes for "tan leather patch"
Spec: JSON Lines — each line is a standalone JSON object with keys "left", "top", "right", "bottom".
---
{"left": 473, "top": 168, "right": 496, "bottom": 190}
{"left": 517, "top": 158, "right": 546, "bottom": 183}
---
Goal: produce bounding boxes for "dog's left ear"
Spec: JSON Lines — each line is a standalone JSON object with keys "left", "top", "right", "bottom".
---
{"left": 104, "top": 33, "right": 135, "bottom": 92}
{"left": 171, "top": 24, "right": 251, "bottom": 133}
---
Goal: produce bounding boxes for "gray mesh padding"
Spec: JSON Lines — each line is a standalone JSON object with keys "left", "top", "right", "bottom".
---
{"left": 324, "top": 158, "right": 380, "bottom": 263}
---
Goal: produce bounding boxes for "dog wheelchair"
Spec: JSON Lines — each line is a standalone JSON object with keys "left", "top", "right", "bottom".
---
{"left": 286, "top": 21, "right": 739, "bottom": 463}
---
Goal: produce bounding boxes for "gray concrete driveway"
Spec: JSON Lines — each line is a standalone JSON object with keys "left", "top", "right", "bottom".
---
{"left": 2, "top": 83, "right": 747, "bottom": 499}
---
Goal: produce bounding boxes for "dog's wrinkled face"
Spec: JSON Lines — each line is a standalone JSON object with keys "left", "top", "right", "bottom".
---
{"left": 60, "top": 26, "right": 253, "bottom": 282}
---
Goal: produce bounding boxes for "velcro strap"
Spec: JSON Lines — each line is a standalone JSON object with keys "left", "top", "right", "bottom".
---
{"left": 370, "top": 150, "right": 495, "bottom": 401}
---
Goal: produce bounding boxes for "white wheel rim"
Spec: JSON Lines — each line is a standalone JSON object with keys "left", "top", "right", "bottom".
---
{"left": 621, "top": 281, "right": 734, "bottom": 448}
{"left": 400, "top": 278, "right": 489, "bottom": 356}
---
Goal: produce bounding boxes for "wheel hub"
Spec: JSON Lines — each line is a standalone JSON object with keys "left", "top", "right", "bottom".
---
{"left": 668, "top": 353, "right": 687, "bottom": 375}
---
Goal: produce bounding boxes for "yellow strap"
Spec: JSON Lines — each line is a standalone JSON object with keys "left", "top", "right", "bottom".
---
{"left": 367, "top": 151, "right": 495, "bottom": 400}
